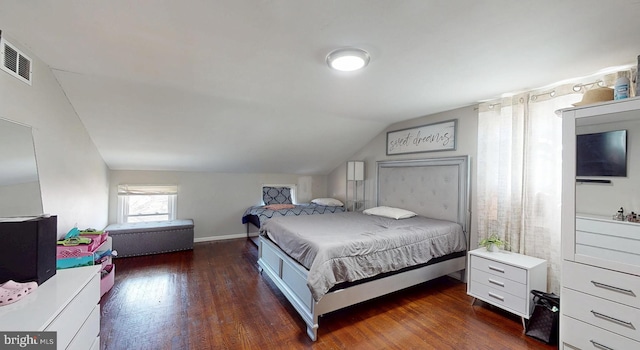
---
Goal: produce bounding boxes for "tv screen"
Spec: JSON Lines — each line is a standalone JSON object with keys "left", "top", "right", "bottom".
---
{"left": 576, "top": 130, "right": 627, "bottom": 177}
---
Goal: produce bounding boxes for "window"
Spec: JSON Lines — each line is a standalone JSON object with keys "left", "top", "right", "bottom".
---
{"left": 117, "top": 185, "right": 177, "bottom": 223}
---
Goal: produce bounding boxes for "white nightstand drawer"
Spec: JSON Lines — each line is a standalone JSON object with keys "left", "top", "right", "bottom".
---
{"left": 469, "top": 281, "right": 527, "bottom": 316}
{"left": 563, "top": 260, "right": 640, "bottom": 309}
{"left": 563, "top": 288, "right": 640, "bottom": 342}
{"left": 562, "top": 315, "right": 640, "bottom": 350}
{"left": 471, "top": 268, "right": 527, "bottom": 297}
{"left": 470, "top": 255, "right": 527, "bottom": 284}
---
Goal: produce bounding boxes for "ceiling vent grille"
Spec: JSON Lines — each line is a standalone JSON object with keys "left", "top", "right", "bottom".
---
{"left": 1, "top": 38, "right": 32, "bottom": 85}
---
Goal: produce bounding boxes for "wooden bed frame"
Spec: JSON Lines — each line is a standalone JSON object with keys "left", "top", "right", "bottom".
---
{"left": 257, "top": 156, "right": 470, "bottom": 341}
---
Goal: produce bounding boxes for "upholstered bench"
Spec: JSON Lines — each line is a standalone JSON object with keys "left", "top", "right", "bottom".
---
{"left": 104, "top": 219, "right": 194, "bottom": 258}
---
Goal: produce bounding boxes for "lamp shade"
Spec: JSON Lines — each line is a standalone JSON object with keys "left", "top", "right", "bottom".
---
{"left": 347, "top": 161, "right": 365, "bottom": 181}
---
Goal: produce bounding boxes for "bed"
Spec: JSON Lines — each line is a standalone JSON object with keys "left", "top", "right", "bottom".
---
{"left": 242, "top": 185, "right": 346, "bottom": 242}
{"left": 242, "top": 203, "right": 346, "bottom": 230}
{"left": 257, "top": 156, "right": 470, "bottom": 341}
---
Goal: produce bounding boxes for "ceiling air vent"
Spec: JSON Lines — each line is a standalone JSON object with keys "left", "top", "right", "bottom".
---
{"left": 1, "top": 38, "right": 32, "bottom": 85}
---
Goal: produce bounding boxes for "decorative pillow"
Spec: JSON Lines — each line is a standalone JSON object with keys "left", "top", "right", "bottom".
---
{"left": 311, "top": 198, "right": 344, "bottom": 206}
{"left": 264, "top": 203, "right": 295, "bottom": 210}
{"left": 262, "top": 186, "right": 293, "bottom": 205}
{"left": 363, "top": 206, "right": 417, "bottom": 220}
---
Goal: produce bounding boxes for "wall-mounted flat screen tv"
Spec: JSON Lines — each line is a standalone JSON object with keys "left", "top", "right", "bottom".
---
{"left": 576, "top": 130, "right": 627, "bottom": 177}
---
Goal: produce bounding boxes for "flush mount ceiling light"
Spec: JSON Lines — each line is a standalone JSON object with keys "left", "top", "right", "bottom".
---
{"left": 326, "top": 48, "right": 370, "bottom": 72}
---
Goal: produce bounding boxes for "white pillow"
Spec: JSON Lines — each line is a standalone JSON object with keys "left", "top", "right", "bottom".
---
{"left": 363, "top": 206, "right": 417, "bottom": 220}
{"left": 311, "top": 198, "right": 344, "bottom": 206}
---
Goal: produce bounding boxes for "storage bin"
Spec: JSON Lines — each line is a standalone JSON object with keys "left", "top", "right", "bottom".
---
{"left": 57, "top": 254, "right": 94, "bottom": 270}
{"left": 79, "top": 231, "right": 108, "bottom": 245}
{"left": 56, "top": 237, "right": 102, "bottom": 257}
{"left": 100, "top": 264, "right": 115, "bottom": 297}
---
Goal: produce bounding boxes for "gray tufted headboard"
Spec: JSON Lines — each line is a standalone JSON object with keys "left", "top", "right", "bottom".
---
{"left": 377, "top": 156, "right": 470, "bottom": 235}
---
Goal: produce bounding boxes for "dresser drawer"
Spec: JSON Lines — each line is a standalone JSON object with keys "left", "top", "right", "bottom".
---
{"left": 469, "top": 280, "right": 527, "bottom": 316}
{"left": 45, "top": 273, "right": 100, "bottom": 349}
{"left": 67, "top": 304, "right": 100, "bottom": 350}
{"left": 470, "top": 255, "right": 527, "bottom": 284}
{"left": 562, "top": 315, "right": 640, "bottom": 350}
{"left": 563, "top": 260, "right": 640, "bottom": 308}
{"left": 471, "top": 268, "right": 527, "bottom": 298}
{"left": 563, "top": 288, "right": 640, "bottom": 342}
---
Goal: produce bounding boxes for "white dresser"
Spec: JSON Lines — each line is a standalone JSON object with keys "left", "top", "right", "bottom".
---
{"left": 467, "top": 248, "right": 547, "bottom": 327}
{"left": 560, "top": 97, "right": 640, "bottom": 349}
{"left": 0, "top": 265, "right": 102, "bottom": 350}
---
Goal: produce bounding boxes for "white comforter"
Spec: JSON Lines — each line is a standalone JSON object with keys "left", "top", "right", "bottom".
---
{"left": 262, "top": 212, "right": 466, "bottom": 301}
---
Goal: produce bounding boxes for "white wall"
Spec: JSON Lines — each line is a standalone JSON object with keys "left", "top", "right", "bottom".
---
{"left": 327, "top": 105, "right": 480, "bottom": 247}
{"left": 108, "top": 170, "right": 328, "bottom": 240}
{"left": 0, "top": 34, "right": 109, "bottom": 236}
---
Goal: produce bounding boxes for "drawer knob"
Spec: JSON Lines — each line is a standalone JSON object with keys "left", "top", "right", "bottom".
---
{"left": 590, "top": 280, "right": 636, "bottom": 297}
{"left": 488, "top": 265, "right": 505, "bottom": 273}
{"left": 590, "top": 310, "right": 635, "bottom": 329}
{"left": 590, "top": 340, "right": 615, "bottom": 350}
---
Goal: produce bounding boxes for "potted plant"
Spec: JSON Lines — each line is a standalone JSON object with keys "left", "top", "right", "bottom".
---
{"left": 479, "top": 234, "right": 506, "bottom": 252}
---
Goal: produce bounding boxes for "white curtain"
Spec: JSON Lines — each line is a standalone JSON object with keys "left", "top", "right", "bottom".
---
{"left": 475, "top": 71, "right": 635, "bottom": 293}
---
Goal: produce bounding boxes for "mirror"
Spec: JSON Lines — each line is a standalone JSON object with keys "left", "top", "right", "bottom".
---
{"left": 0, "top": 118, "right": 43, "bottom": 217}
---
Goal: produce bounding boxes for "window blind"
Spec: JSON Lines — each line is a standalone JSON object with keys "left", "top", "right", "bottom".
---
{"left": 117, "top": 185, "right": 178, "bottom": 195}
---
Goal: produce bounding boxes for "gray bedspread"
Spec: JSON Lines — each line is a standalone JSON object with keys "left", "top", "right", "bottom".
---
{"left": 262, "top": 212, "right": 466, "bottom": 301}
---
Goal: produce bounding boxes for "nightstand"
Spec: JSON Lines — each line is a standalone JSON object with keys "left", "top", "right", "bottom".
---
{"left": 467, "top": 248, "right": 547, "bottom": 328}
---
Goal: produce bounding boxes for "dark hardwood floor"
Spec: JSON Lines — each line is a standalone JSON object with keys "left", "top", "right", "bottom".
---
{"left": 100, "top": 239, "right": 557, "bottom": 349}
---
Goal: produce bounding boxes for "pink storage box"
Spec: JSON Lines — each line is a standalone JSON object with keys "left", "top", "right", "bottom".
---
{"left": 56, "top": 236, "right": 107, "bottom": 258}
{"left": 100, "top": 264, "right": 115, "bottom": 297}
{"left": 79, "top": 231, "right": 108, "bottom": 245}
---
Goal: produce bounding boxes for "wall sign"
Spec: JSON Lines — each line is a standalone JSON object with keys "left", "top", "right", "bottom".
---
{"left": 386, "top": 119, "right": 457, "bottom": 155}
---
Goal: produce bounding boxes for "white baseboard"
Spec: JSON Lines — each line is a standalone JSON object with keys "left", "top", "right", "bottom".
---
{"left": 194, "top": 233, "right": 246, "bottom": 243}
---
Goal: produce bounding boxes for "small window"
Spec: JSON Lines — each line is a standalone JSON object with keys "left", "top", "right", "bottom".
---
{"left": 117, "top": 185, "right": 177, "bottom": 223}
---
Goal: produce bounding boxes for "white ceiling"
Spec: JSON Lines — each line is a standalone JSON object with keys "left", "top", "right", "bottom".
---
{"left": 1, "top": 1, "right": 640, "bottom": 174}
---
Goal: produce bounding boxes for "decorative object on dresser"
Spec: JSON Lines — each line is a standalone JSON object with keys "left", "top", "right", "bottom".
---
{"left": 560, "top": 97, "right": 640, "bottom": 349}
{"left": 467, "top": 248, "right": 547, "bottom": 329}
{"left": 346, "top": 160, "right": 365, "bottom": 211}
{"left": 0, "top": 265, "right": 102, "bottom": 350}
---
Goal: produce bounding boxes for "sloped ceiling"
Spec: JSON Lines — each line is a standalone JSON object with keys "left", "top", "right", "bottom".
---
{"left": 1, "top": 1, "right": 639, "bottom": 174}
